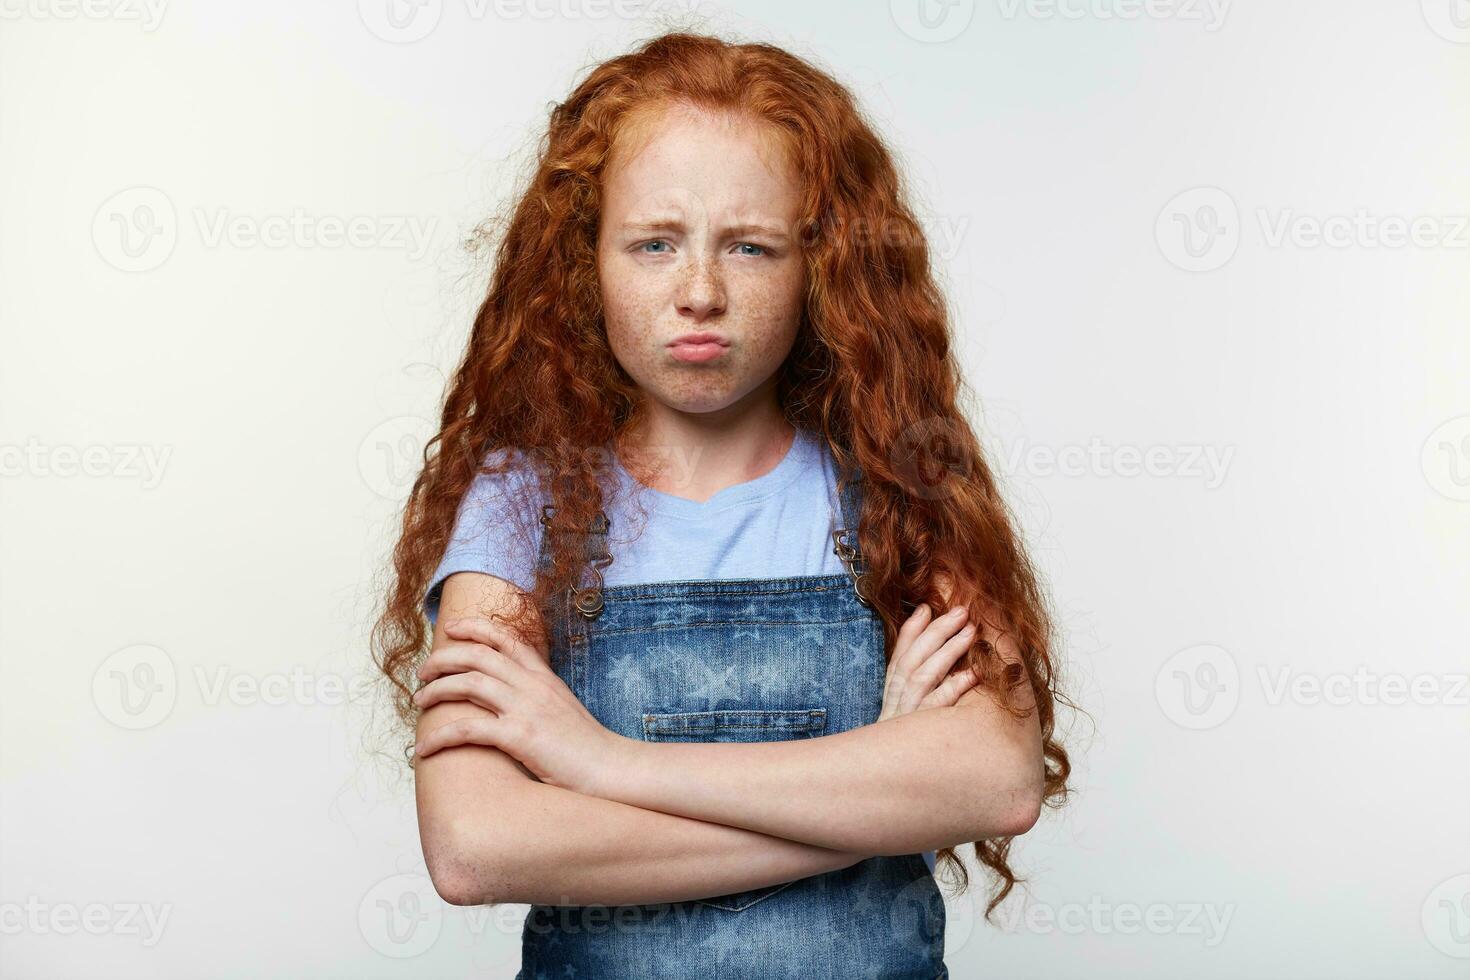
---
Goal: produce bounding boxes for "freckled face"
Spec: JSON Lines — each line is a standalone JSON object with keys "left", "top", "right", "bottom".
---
{"left": 597, "top": 105, "right": 805, "bottom": 416}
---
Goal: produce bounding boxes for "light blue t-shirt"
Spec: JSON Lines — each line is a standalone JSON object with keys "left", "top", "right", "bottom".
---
{"left": 424, "top": 425, "right": 850, "bottom": 619}
{"left": 423, "top": 424, "right": 939, "bottom": 875}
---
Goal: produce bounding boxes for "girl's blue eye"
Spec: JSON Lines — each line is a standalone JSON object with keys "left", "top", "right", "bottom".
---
{"left": 641, "top": 241, "right": 670, "bottom": 254}
{"left": 734, "top": 243, "right": 766, "bottom": 257}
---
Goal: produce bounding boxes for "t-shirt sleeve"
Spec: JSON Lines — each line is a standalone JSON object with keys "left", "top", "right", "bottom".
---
{"left": 423, "top": 450, "right": 544, "bottom": 627}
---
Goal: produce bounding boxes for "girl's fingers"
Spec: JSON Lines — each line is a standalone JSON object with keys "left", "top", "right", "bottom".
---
{"left": 883, "top": 607, "right": 927, "bottom": 707}
{"left": 893, "top": 603, "right": 933, "bottom": 654}
{"left": 928, "top": 666, "right": 982, "bottom": 707}
{"left": 442, "top": 617, "right": 542, "bottom": 670}
{"left": 913, "top": 622, "right": 977, "bottom": 688}
{"left": 899, "top": 605, "right": 969, "bottom": 673}
{"left": 413, "top": 670, "right": 510, "bottom": 713}
{"left": 885, "top": 605, "right": 968, "bottom": 708}
{"left": 892, "top": 604, "right": 965, "bottom": 676}
{"left": 896, "top": 618, "right": 980, "bottom": 711}
{"left": 413, "top": 715, "right": 504, "bottom": 758}
{"left": 418, "top": 641, "right": 518, "bottom": 684}
{"left": 417, "top": 644, "right": 487, "bottom": 683}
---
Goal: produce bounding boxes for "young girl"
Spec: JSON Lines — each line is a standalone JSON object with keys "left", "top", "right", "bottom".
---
{"left": 374, "top": 31, "right": 1070, "bottom": 979}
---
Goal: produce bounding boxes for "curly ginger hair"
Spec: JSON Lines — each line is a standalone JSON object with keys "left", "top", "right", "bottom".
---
{"left": 373, "top": 30, "right": 1075, "bottom": 920}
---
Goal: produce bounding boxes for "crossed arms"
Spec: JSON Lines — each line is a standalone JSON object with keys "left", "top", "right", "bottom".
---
{"left": 415, "top": 570, "right": 1043, "bottom": 907}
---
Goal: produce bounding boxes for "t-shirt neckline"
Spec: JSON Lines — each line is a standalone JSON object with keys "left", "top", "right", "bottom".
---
{"left": 612, "top": 425, "right": 814, "bottom": 520}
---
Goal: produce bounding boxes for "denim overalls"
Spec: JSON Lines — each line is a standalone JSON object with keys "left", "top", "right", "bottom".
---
{"left": 516, "top": 468, "right": 948, "bottom": 979}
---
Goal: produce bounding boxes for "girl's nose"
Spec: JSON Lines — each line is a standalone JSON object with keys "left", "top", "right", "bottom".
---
{"left": 676, "top": 256, "right": 726, "bottom": 321}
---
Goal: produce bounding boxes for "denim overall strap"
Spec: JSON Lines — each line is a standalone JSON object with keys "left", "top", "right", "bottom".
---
{"left": 831, "top": 462, "right": 871, "bottom": 606}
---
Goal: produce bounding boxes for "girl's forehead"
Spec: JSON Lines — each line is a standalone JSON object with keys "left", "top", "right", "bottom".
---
{"left": 604, "top": 102, "right": 799, "bottom": 191}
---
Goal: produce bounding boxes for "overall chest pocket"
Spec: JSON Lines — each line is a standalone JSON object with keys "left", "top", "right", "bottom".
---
{"left": 640, "top": 707, "right": 828, "bottom": 911}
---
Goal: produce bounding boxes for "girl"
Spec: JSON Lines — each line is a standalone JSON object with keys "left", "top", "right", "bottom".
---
{"left": 374, "top": 31, "right": 1071, "bottom": 979}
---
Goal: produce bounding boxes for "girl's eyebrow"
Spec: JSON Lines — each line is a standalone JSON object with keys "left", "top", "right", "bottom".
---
{"left": 622, "top": 218, "right": 685, "bottom": 236}
{"left": 724, "top": 221, "right": 791, "bottom": 242}
{"left": 621, "top": 217, "right": 791, "bottom": 241}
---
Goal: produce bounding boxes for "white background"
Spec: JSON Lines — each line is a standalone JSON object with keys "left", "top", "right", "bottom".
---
{"left": 2, "top": 0, "right": 1467, "bottom": 976}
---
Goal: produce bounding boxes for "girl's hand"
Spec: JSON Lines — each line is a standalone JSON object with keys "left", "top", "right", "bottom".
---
{"left": 411, "top": 616, "right": 630, "bottom": 797}
{"left": 877, "top": 603, "right": 981, "bottom": 721}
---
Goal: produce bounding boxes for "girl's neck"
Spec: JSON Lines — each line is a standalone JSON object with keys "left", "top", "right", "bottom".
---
{"left": 614, "top": 398, "right": 796, "bottom": 505}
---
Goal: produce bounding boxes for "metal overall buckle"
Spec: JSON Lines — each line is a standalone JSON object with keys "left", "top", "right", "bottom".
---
{"left": 541, "top": 505, "right": 612, "bottom": 620}
{"left": 831, "top": 526, "right": 872, "bottom": 606}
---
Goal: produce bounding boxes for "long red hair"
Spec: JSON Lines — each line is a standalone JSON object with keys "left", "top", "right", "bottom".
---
{"left": 373, "top": 30, "right": 1075, "bottom": 920}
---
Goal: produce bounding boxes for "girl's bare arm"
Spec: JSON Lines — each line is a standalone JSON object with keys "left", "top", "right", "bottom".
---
{"left": 415, "top": 570, "right": 864, "bottom": 907}
{"left": 601, "top": 685, "right": 1043, "bottom": 856}
{"left": 587, "top": 582, "right": 1045, "bottom": 855}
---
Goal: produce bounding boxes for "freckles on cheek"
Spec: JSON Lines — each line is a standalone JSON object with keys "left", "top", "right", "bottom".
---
{"left": 598, "top": 261, "right": 657, "bottom": 348}
{"left": 730, "top": 277, "right": 804, "bottom": 358}
{"left": 606, "top": 296, "right": 663, "bottom": 353}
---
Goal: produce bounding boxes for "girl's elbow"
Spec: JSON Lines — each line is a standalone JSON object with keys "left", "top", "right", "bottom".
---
{"left": 424, "top": 817, "right": 513, "bottom": 907}
{"left": 966, "top": 759, "right": 1045, "bottom": 839}
{"left": 1000, "top": 786, "right": 1043, "bottom": 837}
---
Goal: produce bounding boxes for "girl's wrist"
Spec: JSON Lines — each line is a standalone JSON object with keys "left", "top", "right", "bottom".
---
{"left": 587, "top": 730, "right": 648, "bottom": 802}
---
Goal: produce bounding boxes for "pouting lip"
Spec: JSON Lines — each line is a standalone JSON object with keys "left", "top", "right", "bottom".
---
{"left": 667, "top": 332, "right": 730, "bottom": 347}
